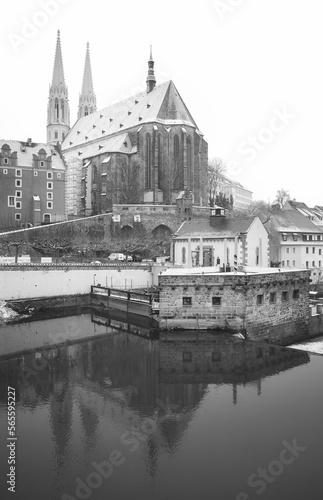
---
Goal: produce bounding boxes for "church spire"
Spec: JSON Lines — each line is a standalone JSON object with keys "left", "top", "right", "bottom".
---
{"left": 47, "top": 30, "right": 70, "bottom": 144}
{"left": 146, "top": 45, "right": 156, "bottom": 93}
{"left": 78, "top": 42, "right": 97, "bottom": 119}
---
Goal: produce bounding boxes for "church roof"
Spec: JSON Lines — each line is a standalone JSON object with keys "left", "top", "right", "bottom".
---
{"left": 51, "top": 30, "right": 66, "bottom": 88}
{"left": 62, "top": 80, "right": 200, "bottom": 157}
{"left": 174, "top": 217, "right": 256, "bottom": 239}
{"left": 80, "top": 43, "right": 95, "bottom": 99}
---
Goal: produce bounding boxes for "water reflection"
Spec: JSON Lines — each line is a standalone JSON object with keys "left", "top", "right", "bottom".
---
{"left": 0, "top": 313, "right": 321, "bottom": 500}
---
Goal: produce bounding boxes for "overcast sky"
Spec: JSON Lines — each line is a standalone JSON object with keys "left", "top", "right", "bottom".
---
{"left": 1, "top": 0, "right": 322, "bottom": 205}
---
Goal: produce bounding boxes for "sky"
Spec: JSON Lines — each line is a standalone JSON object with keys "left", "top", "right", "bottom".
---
{"left": 1, "top": 0, "right": 322, "bottom": 205}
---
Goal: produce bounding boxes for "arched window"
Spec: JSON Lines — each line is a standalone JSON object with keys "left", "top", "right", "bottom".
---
{"left": 182, "top": 247, "right": 186, "bottom": 264}
{"left": 61, "top": 100, "right": 65, "bottom": 121}
{"left": 158, "top": 134, "right": 162, "bottom": 189}
{"left": 85, "top": 106, "right": 88, "bottom": 116}
{"left": 145, "top": 133, "right": 152, "bottom": 189}
{"left": 55, "top": 98, "right": 59, "bottom": 120}
{"left": 54, "top": 130, "right": 58, "bottom": 140}
{"left": 173, "top": 134, "right": 180, "bottom": 190}
{"left": 186, "top": 137, "right": 192, "bottom": 190}
{"left": 43, "top": 213, "right": 51, "bottom": 224}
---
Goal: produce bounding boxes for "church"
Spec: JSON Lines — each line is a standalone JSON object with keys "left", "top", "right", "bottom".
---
{"left": 47, "top": 31, "right": 209, "bottom": 217}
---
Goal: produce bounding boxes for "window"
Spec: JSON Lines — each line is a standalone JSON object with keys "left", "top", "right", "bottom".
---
{"left": 286, "top": 248, "right": 290, "bottom": 254}
{"left": 312, "top": 261, "right": 315, "bottom": 267}
{"left": 212, "top": 296, "right": 222, "bottom": 306}
{"left": 309, "top": 235, "right": 313, "bottom": 241}
{"left": 47, "top": 182, "right": 53, "bottom": 189}
{"left": 15, "top": 179, "right": 22, "bottom": 187}
{"left": 4, "top": 158, "right": 9, "bottom": 165}
{"left": 318, "top": 235, "right": 321, "bottom": 241}
{"left": 40, "top": 161, "right": 45, "bottom": 167}
{"left": 319, "top": 249, "right": 322, "bottom": 256}
{"left": 313, "top": 247, "right": 315, "bottom": 254}
{"left": 15, "top": 191, "right": 22, "bottom": 198}
{"left": 306, "top": 261, "right": 309, "bottom": 268}
{"left": 47, "top": 201, "right": 53, "bottom": 209}
{"left": 181, "top": 247, "right": 186, "bottom": 264}
{"left": 212, "top": 352, "right": 221, "bottom": 362}
{"left": 43, "top": 214, "right": 51, "bottom": 224}
{"left": 8, "top": 196, "right": 15, "bottom": 207}
{"left": 303, "top": 235, "right": 308, "bottom": 241}
{"left": 287, "top": 260, "right": 290, "bottom": 267}
{"left": 282, "top": 291, "right": 288, "bottom": 301}
{"left": 293, "top": 234, "right": 298, "bottom": 241}
{"left": 16, "top": 169, "right": 22, "bottom": 177}
{"left": 15, "top": 200, "right": 22, "bottom": 209}
{"left": 3, "top": 168, "right": 8, "bottom": 174}
{"left": 293, "top": 289, "right": 300, "bottom": 300}
{"left": 47, "top": 172, "right": 53, "bottom": 179}
{"left": 256, "top": 294, "right": 264, "bottom": 305}
{"left": 293, "top": 260, "right": 296, "bottom": 267}
{"left": 54, "top": 130, "right": 58, "bottom": 139}
{"left": 182, "top": 352, "right": 192, "bottom": 362}
{"left": 306, "top": 247, "right": 309, "bottom": 254}
{"left": 293, "top": 247, "right": 295, "bottom": 253}
{"left": 319, "top": 261, "right": 322, "bottom": 267}
{"left": 145, "top": 134, "right": 152, "bottom": 189}
{"left": 47, "top": 192, "right": 53, "bottom": 200}
{"left": 57, "top": 173, "right": 61, "bottom": 179}
{"left": 183, "top": 297, "right": 192, "bottom": 306}
{"left": 15, "top": 213, "right": 21, "bottom": 220}
{"left": 34, "top": 171, "right": 38, "bottom": 176}
{"left": 269, "top": 292, "right": 276, "bottom": 303}
{"left": 282, "top": 261, "right": 285, "bottom": 267}
{"left": 282, "top": 233, "right": 287, "bottom": 241}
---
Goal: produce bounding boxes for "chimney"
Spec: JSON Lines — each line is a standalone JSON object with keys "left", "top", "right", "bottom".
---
{"left": 210, "top": 207, "right": 226, "bottom": 226}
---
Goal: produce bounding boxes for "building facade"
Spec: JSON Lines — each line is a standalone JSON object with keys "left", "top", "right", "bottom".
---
{"left": 172, "top": 208, "right": 269, "bottom": 268}
{"left": 0, "top": 139, "right": 65, "bottom": 228}
{"left": 50, "top": 39, "right": 208, "bottom": 216}
{"left": 216, "top": 174, "right": 253, "bottom": 210}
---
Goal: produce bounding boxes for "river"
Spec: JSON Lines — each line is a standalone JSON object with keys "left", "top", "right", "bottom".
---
{"left": 0, "top": 311, "right": 322, "bottom": 500}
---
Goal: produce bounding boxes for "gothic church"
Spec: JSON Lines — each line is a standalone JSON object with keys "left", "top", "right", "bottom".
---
{"left": 47, "top": 31, "right": 208, "bottom": 216}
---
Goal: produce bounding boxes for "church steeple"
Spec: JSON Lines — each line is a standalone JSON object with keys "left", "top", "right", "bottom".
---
{"left": 47, "top": 30, "right": 70, "bottom": 144}
{"left": 146, "top": 45, "right": 156, "bottom": 93}
{"left": 78, "top": 42, "right": 97, "bottom": 119}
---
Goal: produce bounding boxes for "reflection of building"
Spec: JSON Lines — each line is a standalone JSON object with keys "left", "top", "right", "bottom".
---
{"left": 0, "top": 139, "right": 65, "bottom": 227}
{"left": 158, "top": 335, "right": 310, "bottom": 391}
{"left": 172, "top": 207, "right": 269, "bottom": 268}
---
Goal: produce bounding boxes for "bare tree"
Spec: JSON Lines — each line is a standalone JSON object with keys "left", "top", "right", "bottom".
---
{"left": 207, "top": 157, "right": 227, "bottom": 207}
{"left": 275, "top": 188, "right": 290, "bottom": 208}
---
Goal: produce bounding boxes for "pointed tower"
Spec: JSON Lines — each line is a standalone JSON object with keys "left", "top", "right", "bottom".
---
{"left": 146, "top": 45, "right": 156, "bottom": 93}
{"left": 47, "top": 30, "right": 70, "bottom": 144}
{"left": 78, "top": 42, "right": 97, "bottom": 119}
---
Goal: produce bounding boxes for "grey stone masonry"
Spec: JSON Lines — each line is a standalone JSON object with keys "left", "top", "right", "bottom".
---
{"left": 158, "top": 269, "right": 311, "bottom": 345}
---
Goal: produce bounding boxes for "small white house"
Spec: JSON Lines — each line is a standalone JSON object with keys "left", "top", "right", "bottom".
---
{"left": 172, "top": 208, "right": 269, "bottom": 269}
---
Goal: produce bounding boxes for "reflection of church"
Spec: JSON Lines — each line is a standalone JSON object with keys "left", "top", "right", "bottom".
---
{"left": 47, "top": 31, "right": 208, "bottom": 216}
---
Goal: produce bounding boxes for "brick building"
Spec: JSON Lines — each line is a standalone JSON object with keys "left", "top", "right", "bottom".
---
{"left": 158, "top": 267, "right": 311, "bottom": 344}
{"left": 47, "top": 35, "right": 208, "bottom": 216}
{"left": 0, "top": 139, "right": 65, "bottom": 229}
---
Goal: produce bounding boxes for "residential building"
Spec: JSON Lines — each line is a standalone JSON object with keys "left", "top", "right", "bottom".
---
{"left": 171, "top": 207, "right": 269, "bottom": 268}
{"left": 283, "top": 200, "right": 323, "bottom": 229}
{"left": 0, "top": 139, "right": 65, "bottom": 228}
{"left": 215, "top": 174, "right": 253, "bottom": 210}
{"left": 265, "top": 209, "right": 323, "bottom": 283}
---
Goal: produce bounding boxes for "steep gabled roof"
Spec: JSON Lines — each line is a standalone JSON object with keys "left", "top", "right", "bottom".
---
{"left": 0, "top": 140, "right": 65, "bottom": 170}
{"left": 62, "top": 80, "right": 200, "bottom": 156}
{"left": 174, "top": 217, "right": 256, "bottom": 239}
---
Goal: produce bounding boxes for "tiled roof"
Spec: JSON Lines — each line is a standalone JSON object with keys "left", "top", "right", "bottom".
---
{"left": 0, "top": 140, "right": 65, "bottom": 170}
{"left": 62, "top": 80, "right": 199, "bottom": 156}
{"left": 175, "top": 217, "right": 256, "bottom": 238}
{"left": 265, "top": 210, "right": 323, "bottom": 233}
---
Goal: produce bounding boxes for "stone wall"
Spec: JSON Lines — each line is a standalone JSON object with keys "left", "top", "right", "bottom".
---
{"left": 158, "top": 269, "right": 312, "bottom": 344}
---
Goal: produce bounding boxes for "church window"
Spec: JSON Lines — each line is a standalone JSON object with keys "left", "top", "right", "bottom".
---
{"left": 85, "top": 106, "right": 89, "bottom": 116}
{"left": 55, "top": 130, "right": 58, "bottom": 139}
{"left": 55, "top": 98, "right": 59, "bottom": 120}
{"left": 186, "top": 136, "right": 192, "bottom": 190}
{"left": 145, "top": 133, "right": 152, "bottom": 189}
{"left": 61, "top": 100, "right": 65, "bottom": 120}
{"left": 158, "top": 134, "right": 162, "bottom": 189}
{"left": 173, "top": 134, "right": 181, "bottom": 190}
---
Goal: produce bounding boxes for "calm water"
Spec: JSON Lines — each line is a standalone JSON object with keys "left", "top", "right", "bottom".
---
{"left": 0, "top": 312, "right": 323, "bottom": 500}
